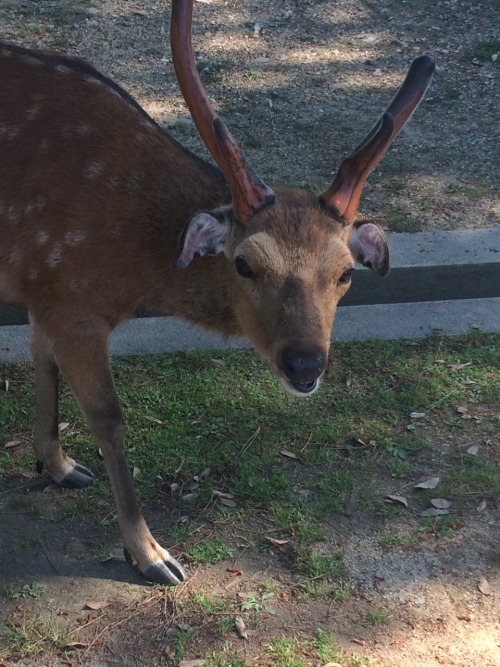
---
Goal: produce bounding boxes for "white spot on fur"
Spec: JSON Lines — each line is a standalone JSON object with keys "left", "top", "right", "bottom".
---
{"left": 20, "top": 55, "right": 42, "bottom": 67}
{"left": 7, "top": 206, "right": 19, "bottom": 222}
{"left": 0, "top": 123, "right": 19, "bottom": 140}
{"left": 48, "top": 245, "right": 64, "bottom": 267}
{"left": 76, "top": 123, "right": 92, "bottom": 136}
{"left": 35, "top": 196, "right": 46, "bottom": 210}
{"left": 84, "top": 75, "right": 105, "bottom": 87}
{"left": 65, "top": 231, "right": 86, "bottom": 246}
{"left": 37, "top": 231, "right": 50, "bottom": 245}
{"left": 83, "top": 161, "right": 105, "bottom": 179}
{"left": 8, "top": 247, "right": 22, "bottom": 265}
{"left": 26, "top": 104, "right": 42, "bottom": 121}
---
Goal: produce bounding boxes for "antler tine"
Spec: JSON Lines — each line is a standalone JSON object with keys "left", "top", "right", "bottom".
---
{"left": 321, "top": 55, "right": 435, "bottom": 224}
{"left": 170, "top": 0, "right": 275, "bottom": 223}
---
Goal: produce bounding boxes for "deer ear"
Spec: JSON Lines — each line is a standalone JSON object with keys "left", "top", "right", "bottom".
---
{"left": 348, "top": 221, "right": 390, "bottom": 277}
{"left": 174, "top": 211, "right": 231, "bottom": 269}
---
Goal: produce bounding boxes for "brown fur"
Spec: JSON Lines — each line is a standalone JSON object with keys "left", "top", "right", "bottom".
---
{"left": 0, "top": 36, "right": 432, "bottom": 583}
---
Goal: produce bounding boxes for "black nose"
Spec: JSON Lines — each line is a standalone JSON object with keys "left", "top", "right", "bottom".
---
{"left": 280, "top": 345, "right": 326, "bottom": 385}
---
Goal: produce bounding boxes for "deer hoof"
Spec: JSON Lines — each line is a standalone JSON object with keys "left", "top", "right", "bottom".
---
{"left": 124, "top": 548, "right": 187, "bottom": 585}
{"left": 58, "top": 463, "right": 97, "bottom": 489}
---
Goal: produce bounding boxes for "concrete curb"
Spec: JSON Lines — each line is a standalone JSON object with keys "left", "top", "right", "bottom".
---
{"left": 0, "top": 228, "right": 499, "bottom": 362}
{"left": 1, "top": 298, "right": 499, "bottom": 364}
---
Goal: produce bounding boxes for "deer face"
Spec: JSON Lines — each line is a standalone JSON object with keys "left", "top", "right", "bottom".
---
{"left": 175, "top": 188, "right": 389, "bottom": 396}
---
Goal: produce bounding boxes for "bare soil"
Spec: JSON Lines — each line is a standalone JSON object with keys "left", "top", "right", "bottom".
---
{"left": 0, "top": 1, "right": 499, "bottom": 666}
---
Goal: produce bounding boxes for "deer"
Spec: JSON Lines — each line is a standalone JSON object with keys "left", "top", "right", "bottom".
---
{"left": 0, "top": 0, "right": 434, "bottom": 585}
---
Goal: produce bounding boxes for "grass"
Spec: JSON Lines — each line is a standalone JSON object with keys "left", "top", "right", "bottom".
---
{"left": 1, "top": 333, "right": 499, "bottom": 662}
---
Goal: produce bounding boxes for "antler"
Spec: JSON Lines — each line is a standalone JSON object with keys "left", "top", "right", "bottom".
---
{"left": 320, "top": 55, "right": 435, "bottom": 224}
{"left": 170, "top": 0, "right": 275, "bottom": 223}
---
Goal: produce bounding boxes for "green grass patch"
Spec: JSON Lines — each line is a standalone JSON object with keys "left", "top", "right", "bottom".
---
{"left": 1, "top": 333, "right": 499, "bottom": 591}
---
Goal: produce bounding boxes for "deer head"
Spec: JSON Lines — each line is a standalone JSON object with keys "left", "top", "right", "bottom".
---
{"left": 171, "top": 0, "right": 435, "bottom": 396}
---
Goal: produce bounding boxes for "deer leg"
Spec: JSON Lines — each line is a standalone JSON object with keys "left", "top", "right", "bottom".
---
{"left": 30, "top": 315, "right": 96, "bottom": 488}
{"left": 52, "top": 327, "right": 186, "bottom": 586}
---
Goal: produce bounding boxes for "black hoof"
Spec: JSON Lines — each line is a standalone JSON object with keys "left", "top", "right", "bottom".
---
{"left": 36, "top": 460, "right": 96, "bottom": 488}
{"left": 124, "top": 548, "right": 187, "bottom": 586}
{"left": 58, "top": 463, "right": 96, "bottom": 489}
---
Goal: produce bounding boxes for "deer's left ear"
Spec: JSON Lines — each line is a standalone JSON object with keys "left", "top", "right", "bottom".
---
{"left": 348, "top": 221, "right": 390, "bottom": 277}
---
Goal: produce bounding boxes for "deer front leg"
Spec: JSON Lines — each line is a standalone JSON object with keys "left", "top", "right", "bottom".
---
{"left": 30, "top": 314, "right": 96, "bottom": 488}
{"left": 52, "top": 326, "right": 186, "bottom": 586}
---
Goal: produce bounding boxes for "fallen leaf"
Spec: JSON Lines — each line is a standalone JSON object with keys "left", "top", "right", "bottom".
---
{"left": 322, "top": 663, "right": 343, "bottom": 667}
{"left": 476, "top": 499, "right": 487, "bottom": 513}
{"left": 478, "top": 576, "right": 491, "bottom": 596}
{"left": 182, "top": 492, "right": 199, "bottom": 503}
{"left": 430, "top": 498, "right": 452, "bottom": 509}
{"left": 448, "top": 361, "right": 472, "bottom": 371}
{"left": 4, "top": 379, "right": 9, "bottom": 391}
{"left": 351, "top": 638, "right": 366, "bottom": 645}
{"left": 213, "top": 490, "right": 235, "bottom": 500}
{"left": 211, "top": 358, "right": 227, "bottom": 367}
{"left": 292, "top": 485, "right": 312, "bottom": 498}
{"left": 410, "top": 412, "right": 426, "bottom": 419}
{"left": 415, "top": 477, "right": 440, "bottom": 490}
{"left": 279, "top": 449, "right": 302, "bottom": 461}
{"left": 144, "top": 415, "right": 163, "bottom": 424}
{"left": 170, "top": 482, "right": 181, "bottom": 493}
{"left": 133, "top": 466, "right": 140, "bottom": 479}
{"left": 99, "top": 548, "right": 125, "bottom": 563}
{"left": 467, "top": 445, "right": 479, "bottom": 455}
{"left": 58, "top": 422, "right": 70, "bottom": 432}
{"left": 460, "top": 378, "right": 477, "bottom": 385}
{"left": 200, "top": 468, "right": 210, "bottom": 478}
{"left": 420, "top": 508, "right": 449, "bottom": 517}
{"left": 227, "top": 568, "right": 242, "bottom": 576}
{"left": 4, "top": 440, "right": 21, "bottom": 449}
{"left": 385, "top": 494, "right": 408, "bottom": 507}
{"left": 84, "top": 601, "right": 110, "bottom": 611}
{"left": 179, "top": 661, "right": 206, "bottom": 667}
{"left": 63, "top": 641, "right": 87, "bottom": 649}
{"left": 234, "top": 615, "right": 249, "bottom": 640}
{"left": 456, "top": 406, "right": 469, "bottom": 414}
{"left": 266, "top": 537, "right": 290, "bottom": 547}
{"left": 219, "top": 497, "right": 237, "bottom": 507}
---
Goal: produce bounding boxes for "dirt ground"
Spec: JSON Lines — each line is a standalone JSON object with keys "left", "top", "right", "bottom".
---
{"left": 0, "top": 1, "right": 499, "bottom": 666}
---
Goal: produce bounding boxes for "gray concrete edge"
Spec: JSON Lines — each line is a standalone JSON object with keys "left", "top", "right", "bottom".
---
{"left": 1, "top": 297, "right": 499, "bottom": 364}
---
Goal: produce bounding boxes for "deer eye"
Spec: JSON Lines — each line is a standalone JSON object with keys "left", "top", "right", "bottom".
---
{"left": 338, "top": 267, "right": 353, "bottom": 285}
{"left": 235, "top": 256, "right": 255, "bottom": 280}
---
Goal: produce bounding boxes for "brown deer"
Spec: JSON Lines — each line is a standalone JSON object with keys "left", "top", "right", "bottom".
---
{"left": 0, "top": 0, "right": 434, "bottom": 584}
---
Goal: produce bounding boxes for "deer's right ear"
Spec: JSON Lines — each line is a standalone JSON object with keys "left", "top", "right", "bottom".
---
{"left": 174, "top": 211, "right": 231, "bottom": 269}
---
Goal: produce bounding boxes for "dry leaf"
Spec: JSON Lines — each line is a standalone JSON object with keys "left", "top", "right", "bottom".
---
{"left": 461, "top": 378, "right": 477, "bottom": 385}
{"left": 280, "top": 449, "right": 301, "bottom": 460}
{"left": 4, "top": 440, "right": 21, "bottom": 449}
{"left": 420, "top": 508, "right": 449, "bottom": 517}
{"left": 179, "top": 660, "right": 206, "bottom": 667}
{"left": 292, "top": 485, "right": 312, "bottom": 498}
{"left": 213, "top": 490, "right": 235, "bottom": 500}
{"left": 476, "top": 499, "right": 487, "bottom": 513}
{"left": 478, "top": 576, "right": 491, "bottom": 596}
{"left": 211, "top": 358, "right": 227, "bottom": 367}
{"left": 385, "top": 494, "right": 408, "bottom": 507}
{"left": 234, "top": 616, "right": 249, "bottom": 640}
{"left": 227, "top": 568, "right": 242, "bottom": 576}
{"left": 448, "top": 361, "right": 472, "bottom": 371}
{"left": 133, "top": 466, "right": 140, "bottom": 479}
{"left": 410, "top": 412, "right": 426, "bottom": 419}
{"left": 467, "top": 445, "right": 479, "bottom": 455}
{"left": 266, "top": 537, "right": 290, "bottom": 546}
{"left": 200, "top": 468, "right": 210, "bottom": 478}
{"left": 430, "top": 498, "right": 452, "bottom": 509}
{"left": 58, "top": 422, "right": 70, "bottom": 432}
{"left": 415, "top": 477, "right": 440, "bottom": 490}
{"left": 63, "top": 641, "right": 88, "bottom": 649}
{"left": 4, "top": 379, "right": 9, "bottom": 391}
{"left": 84, "top": 601, "right": 110, "bottom": 610}
{"left": 182, "top": 492, "right": 199, "bottom": 503}
{"left": 323, "top": 663, "right": 343, "bottom": 667}
{"left": 220, "top": 498, "right": 237, "bottom": 507}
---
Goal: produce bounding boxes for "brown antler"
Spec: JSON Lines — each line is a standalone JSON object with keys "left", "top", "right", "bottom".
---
{"left": 170, "top": 0, "right": 275, "bottom": 222}
{"left": 320, "top": 55, "right": 435, "bottom": 223}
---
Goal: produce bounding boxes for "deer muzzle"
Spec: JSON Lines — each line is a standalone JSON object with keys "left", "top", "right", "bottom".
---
{"left": 278, "top": 344, "right": 327, "bottom": 397}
